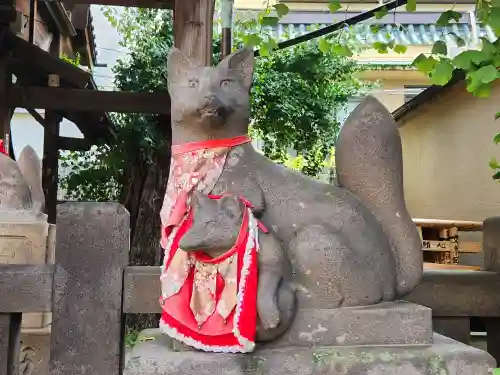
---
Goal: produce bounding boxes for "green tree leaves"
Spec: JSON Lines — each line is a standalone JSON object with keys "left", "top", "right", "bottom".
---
{"left": 249, "top": 39, "right": 368, "bottom": 177}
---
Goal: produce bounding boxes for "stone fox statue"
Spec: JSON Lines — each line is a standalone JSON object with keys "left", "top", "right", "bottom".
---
{"left": 0, "top": 145, "right": 45, "bottom": 214}
{"left": 166, "top": 47, "right": 423, "bottom": 329}
{"left": 178, "top": 192, "right": 296, "bottom": 341}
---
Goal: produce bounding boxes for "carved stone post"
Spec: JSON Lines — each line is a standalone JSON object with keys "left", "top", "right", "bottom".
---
{"left": 49, "top": 203, "right": 129, "bottom": 375}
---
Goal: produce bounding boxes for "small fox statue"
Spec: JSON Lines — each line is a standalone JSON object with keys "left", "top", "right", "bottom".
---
{"left": 165, "top": 47, "right": 423, "bottom": 336}
{"left": 0, "top": 145, "right": 45, "bottom": 215}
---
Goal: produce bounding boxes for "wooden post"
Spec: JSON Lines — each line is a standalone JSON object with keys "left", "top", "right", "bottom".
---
{"left": 42, "top": 34, "right": 61, "bottom": 223}
{"left": 49, "top": 203, "right": 130, "bottom": 375}
{"left": 28, "top": 0, "right": 37, "bottom": 44}
{"left": 0, "top": 26, "right": 12, "bottom": 157}
{"left": 220, "top": 0, "right": 234, "bottom": 58}
{"left": 173, "top": 0, "right": 215, "bottom": 65}
{"left": 0, "top": 313, "right": 21, "bottom": 375}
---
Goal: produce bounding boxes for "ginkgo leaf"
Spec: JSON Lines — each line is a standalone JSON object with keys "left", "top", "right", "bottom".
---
{"left": 436, "top": 10, "right": 462, "bottom": 26}
{"left": 261, "top": 16, "right": 279, "bottom": 26}
{"left": 393, "top": 44, "right": 407, "bottom": 54}
{"left": 273, "top": 3, "right": 290, "bottom": 17}
{"left": 328, "top": 1, "right": 342, "bottom": 13}
{"left": 430, "top": 61, "right": 454, "bottom": 86}
{"left": 319, "top": 38, "right": 330, "bottom": 53}
{"left": 432, "top": 41, "right": 447, "bottom": 55}
{"left": 406, "top": 0, "right": 416, "bottom": 12}
{"left": 374, "top": 6, "right": 388, "bottom": 19}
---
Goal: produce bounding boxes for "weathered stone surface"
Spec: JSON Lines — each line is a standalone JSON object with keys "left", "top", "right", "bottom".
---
{"left": 49, "top": 203, "right": 129, "bottom": 375}
{"left": 167, "top": 48, "right": 423, "bottom": 318}
{"left": 19, "top": 334, "right": 50, "bottom": 375}
{"left": 268, "top": 301, "right": 432, "bottom": 347}
{"left": 0, "top": 220, "right": 49, "bottom": 264}
{"left": 124, "top": 333, "right": 495, "bottom": 375}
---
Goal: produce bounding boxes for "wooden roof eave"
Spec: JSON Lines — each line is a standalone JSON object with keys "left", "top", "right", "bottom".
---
{"left": 5, "top": 31, "right": 117, "bottom": 144}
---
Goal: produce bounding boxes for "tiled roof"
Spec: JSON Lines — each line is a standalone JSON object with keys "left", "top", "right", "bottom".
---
{"left": 270, "top": 22, "right": 496, "bottom": 46}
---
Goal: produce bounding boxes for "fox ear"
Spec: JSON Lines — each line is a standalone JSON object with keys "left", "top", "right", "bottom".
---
{"left": 0, "top": 152, "right": 33, "bottom": 211}
{"left": 217, "top": 48, "right": 254, "bottom": 89}
{"left": 17, "top": 145, "right": 44, "bottom": 213}
{"left": 166, "top": 47, "right": 203, "bottom": 91}
{"left": 218, "top": 195, "right": 243, "bottom": 218}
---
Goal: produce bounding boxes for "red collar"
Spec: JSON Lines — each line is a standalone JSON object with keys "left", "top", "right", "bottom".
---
{"left": 171, "top": 135, "right": 251, "bottom": 155}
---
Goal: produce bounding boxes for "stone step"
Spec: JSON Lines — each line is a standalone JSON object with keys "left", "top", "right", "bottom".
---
{"left": 124, "top": 333, "right": 496, "bottom": 375}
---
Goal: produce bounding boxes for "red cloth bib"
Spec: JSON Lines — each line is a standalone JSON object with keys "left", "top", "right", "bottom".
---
{"left": 159, "top": 136, "right": 260, "bottom": 353}
{"left": 159, "top": 196, "right": 259, "bottom": 353}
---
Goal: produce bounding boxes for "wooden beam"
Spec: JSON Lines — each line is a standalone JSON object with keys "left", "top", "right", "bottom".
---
{"left": 62, "top": 0, "right": 173, "bottom": 8}
{"left": 27, "top": 108, "right": 92, "bottom": 150}
{"left": 27, "top": 107, "right": 44, "bottom": 126}
{"left": 0, "top": 7, "right": 16, "bottom": 24}
{"left": 59, "top": 136, "right": 91, "bottom": 151}
{"left": 8, "top": 86, "right": 171, "bottom": 114}
{"left": 6, "top": 33, "right": 91, "bottom": 88}
{"left": 174, "top": 0, "right": 214, "bottom": 66}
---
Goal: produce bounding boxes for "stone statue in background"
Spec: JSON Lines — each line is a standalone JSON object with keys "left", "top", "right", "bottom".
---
{"left": 0, "top": 145, "right": 45, "bottom": 216}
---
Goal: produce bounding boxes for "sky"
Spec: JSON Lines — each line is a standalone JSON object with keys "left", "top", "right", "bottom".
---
{"left": 91, "top": 5, "right": 127, "bottom": 91}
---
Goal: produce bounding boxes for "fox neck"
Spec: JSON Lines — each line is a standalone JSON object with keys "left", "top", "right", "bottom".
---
{"left": 171, "top": 117, "right": 250, "bottom": 144}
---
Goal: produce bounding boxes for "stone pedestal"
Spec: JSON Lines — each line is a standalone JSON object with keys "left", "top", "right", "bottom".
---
{"left": 125, "top": 332, "right": 495, "bottom": 375}
{"left": 0, "top": 213, "right": 55, "bottom": 375}
{"left": 0, "top": 215, "right": 55, "bottom": 331}
{"left": 124, "top": 302, "right": 496, "bottom": 375}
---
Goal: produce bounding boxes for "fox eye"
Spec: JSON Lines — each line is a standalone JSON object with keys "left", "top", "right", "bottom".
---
{"left": 188, "top": 78, "right": 198, "bottom": 88}
{"left": 220, "top": 79, "right": 232, "bottom": 87}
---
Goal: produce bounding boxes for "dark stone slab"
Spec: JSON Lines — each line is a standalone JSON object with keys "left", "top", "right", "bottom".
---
{"left": 0, "top": 265, "right": 53, "bottom": 312}
{"left": 433, "top": 317, "right": 470, "bottom": 345}
{"left": 49, "top": 203, "right": 129, "bottom": 375}
{"left": 267, "top": 301, "right": 432, "bottom": 347}
{"left": 124, "top": 333, "right": 496, "bottom": 375}
{"left": 405, "top": 270, "right": 500, "bottom": 316}
{"left": 486, "top": 318, "right": 500, "bottom": 365}
{"left": 484, "top": 217, "right": 500, "bottom": 272}
{"left": 123, "top": 267, "right": 500, "bottom": 318}
{"left": 0, "top": 313, "right": 21, "bottom": 375}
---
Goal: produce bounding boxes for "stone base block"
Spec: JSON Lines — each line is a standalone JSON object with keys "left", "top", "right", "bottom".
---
{"left": 124, "top": 333, "right": 496, "bottom": 375}
{"left": 270, "top": 301, "right": 432, "bottom": 347}
{"left": 20, "top": 333, "right": 50, "bottom": 375}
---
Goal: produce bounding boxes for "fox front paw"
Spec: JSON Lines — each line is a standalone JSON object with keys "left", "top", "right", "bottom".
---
{"left": 257, "top": 297, "right": 281, "bottom": 330}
